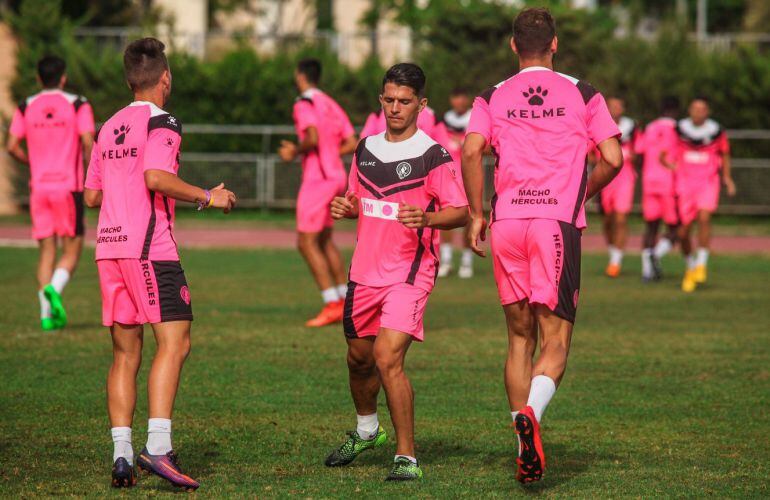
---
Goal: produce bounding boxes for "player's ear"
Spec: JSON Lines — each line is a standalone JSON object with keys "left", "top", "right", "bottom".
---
{"left": 551, "top": 36, "right": 558, "bottom": 54}
{"left": 418, "top": 97, "right": 427, "bottom": 113}
{"left": 510, "top": 37, "right": 518, "bottom": 55}
{"left": 59, "top": 74, "right": 67, "bottom": 88}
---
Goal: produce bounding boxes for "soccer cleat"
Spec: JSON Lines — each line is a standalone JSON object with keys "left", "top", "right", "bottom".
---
{"left": 514, "top": 406, "right": 545, "bottom": 484}
{"left": 43, "top": 285, "right": 67, "bottom": 328}
{"left": 681, "top": 270, "right": 697, "bottom": 293}
{"left": 137, "top": 448, "right": 199, "bottom": 491}
{"left": 111, "top": 457, "right": 137, "bottom": 488}
{"left": 651, "top": 255, "right": 663, "bottom": 281}
{"left": 458, "top": 263, "right": 474, "bottom": 279}
{"left": 693, "top": 264, "right": 707, "bottom": 284}
{"left": 605, "top": 263, "right": 621, "bottom": 278}
{"left": 437, "top": 263, "right": 452, "bottom": 278}
{"left": 324, "top": 426, "right": 387, "bottom": 467}
{"left": 385, "top": 456, "right": 423, "bottom": 481}
{"left": 305, "top": 300, "right": 344, "bottom": 327}
{"left": 41, "top": 317, "right": 60, "bottom": 332}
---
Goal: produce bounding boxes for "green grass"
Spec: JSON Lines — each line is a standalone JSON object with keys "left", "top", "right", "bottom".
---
{"left": 1, "top": 247, "right": 769, "bottom": 497}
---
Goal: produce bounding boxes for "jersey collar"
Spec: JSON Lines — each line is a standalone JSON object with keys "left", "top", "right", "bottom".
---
{"left": 518, "top": 66, "right": 552, "bottom": 74}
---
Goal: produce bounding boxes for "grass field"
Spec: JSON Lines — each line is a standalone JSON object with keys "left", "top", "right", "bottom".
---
{"left": 1, "top": 246, "right": 769, "bottom": 497}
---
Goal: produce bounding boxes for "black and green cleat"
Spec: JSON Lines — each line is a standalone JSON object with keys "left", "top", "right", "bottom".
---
{"left": 43, "top": 285, "right": 67, "bottom": 328}
{"left": 385, "top": 456, "right": 423, "bottom": 481}
{"left": 324, "top": 426, "right": 387, "bottom": 467}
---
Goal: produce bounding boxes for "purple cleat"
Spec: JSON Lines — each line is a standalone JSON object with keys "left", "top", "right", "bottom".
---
{"left": 136, "top": 447, "right": 199, "bottom": 491}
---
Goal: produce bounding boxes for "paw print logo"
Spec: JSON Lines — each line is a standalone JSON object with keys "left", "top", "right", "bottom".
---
{"left": 113, "top": 124, "right": 131, "bottom": 145}
{"left": 43, "top": 107, "right": 56, "bottom": 119}
{"left": 522, "top": 86, "right": 548, "bottom": 106}
{"left": 165, "top": 137, "right": 174, "bottom": 147}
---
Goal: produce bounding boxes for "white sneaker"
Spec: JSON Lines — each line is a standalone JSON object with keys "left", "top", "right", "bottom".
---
{"left": 438, "top": 263, "right": 452, "bottom": 278}
{"left": 458, "top": 264, "right": 473, "bottom": 279}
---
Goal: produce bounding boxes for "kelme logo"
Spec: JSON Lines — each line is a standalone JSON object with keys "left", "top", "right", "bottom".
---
{"left": 114, "top": 123, "right": 131, "bottom": 145}
{"left": 523, "top": 86, "right": 548, "bottom": 106}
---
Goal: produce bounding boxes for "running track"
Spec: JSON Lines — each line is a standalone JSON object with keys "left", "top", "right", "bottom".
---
{"left": 0, "top": 225, "right": 767, "bottom": 253}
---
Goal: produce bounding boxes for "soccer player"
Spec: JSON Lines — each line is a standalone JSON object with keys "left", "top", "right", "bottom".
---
{"left": 83, "top": 38, "right": 236, "bottom": 489}
{"left": 438, "top": 87, "right": 476, "bottom": 279}
{"left": 462, "top": 8, "right": 622, "bottom": 483}
{"left": 278, "top": 58, "right": 357, "bottom": 327}
{"left": 596, "top": 97, "right": 640, "bottom": 278}
{"left": 664, "top": 97, "right": 735, "bottom": 292}
{"left": 638, "top": 96, "right": 681, "bottom": 281}
{"left": 326, "top": 63, "right": 468, "bottom": 481}
{"left": 6, "top": 56, "right": 95, "bottom": 331}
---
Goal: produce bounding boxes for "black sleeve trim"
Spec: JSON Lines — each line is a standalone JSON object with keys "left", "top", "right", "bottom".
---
{"left": 577, "top": 80, "right": 598, "bottom": 104}
{"left": 73, "top": 96, "right": 88, "bottom": 111}
{"left": 354, "top": 136, "right": 368, "bottom": 159}
{"left": 148, "top": 113, "right": 182, "bottom": 135}
{"left": 478, "top": 86, "right": 496, "bottom": 104}
{"left": 424, "top": 143, "right": 454, "bottom": 173}
{"left": 18, "top": 100, "right": 27, "bottom": 115}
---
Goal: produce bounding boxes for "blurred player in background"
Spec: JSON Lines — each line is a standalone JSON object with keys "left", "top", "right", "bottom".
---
{"left": 84, "top": 38, "right": 236, "bottom": 490}
{"left": 6, "top": 56, "right": 95, "bottom": 331}
{"left": 663, "top": 97, "right": 735, "bottom": 292}
{"left": 438, "top": 88, "right": 476, "bottom": 279}
{"left": 463, "top": 8, "right": 622, "bottom": 483}
{"left": 638, "top": 96, "right": 680, "bottom": 281}
{"left": 327, "top": 63, "right": 468, "bottom": 481}
{"left": 278, "top": 59, "right": 358, "bottom": 327}
{"left": 596, "top": 97, "right": 639, "bottom": 278}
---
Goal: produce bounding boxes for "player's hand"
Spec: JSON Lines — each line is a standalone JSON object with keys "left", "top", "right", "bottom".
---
{"left": 467, "top": 214, "right": 488, "bottom": 257}
{"left": 210, "top": 183, "right": 237, "bottom": 213}
{"left": 278, "top": 140, "right": 298, "bottom": 162}
{"left": 724, "top": 177, "right": 736, "bottom": 197}
{"left": 331, "top": 192, "right": 359, "bottom": 219}
{"left": 397, "top": 204, "right": 429, "bottom": 229}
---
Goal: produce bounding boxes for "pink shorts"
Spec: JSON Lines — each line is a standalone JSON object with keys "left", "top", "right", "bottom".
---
{"left": 30, "top": 190, "right": 84, "bottom": 240}
{"left": 97, "top": 259, "right": 193, "bottom": 327}
{"left": 491, "top": 219, "right": 581, "bottom": 323}
{"left": 343, "top": 282, "right": 430, "bottom": 342}
{"left": 296, "top": 177, "right": 346, "bottom": 233}
{"left": 600, "top": 175, "right": 635, "bottom": 215}
{"left": 642, "top": 192, "right": 679, "bottom": 225}
{"left": 677, "top": 178, "right": 720, "bottom": 226}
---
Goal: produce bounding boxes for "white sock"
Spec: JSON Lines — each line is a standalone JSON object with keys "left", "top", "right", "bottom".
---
{"left": 641, "top": 249, "right": 653, "bottom": 277}
{"left": 460, "top": 248, "right": 473, "bottom": 267}
{"left": 111, "top": 427, "right": 134, "bottom": 465}
{"left": 440, "top": 243, "right": 453, "bottom": 264}
{"left": 395, "top": 454, "right": 418, "bottom": 465}
{"left": 146, "top": 418, "right": 172, "bottom": 455}
{"left": 526, "top": 375, "right": 557, "bottom": 422}
{"left": 50, "top": 268, "right": 70, "bottom": 294}
{"left": 356, "top": 413, "right": 379, "bottom": 440}
{"left": 608, "top": 246, "right": 623, "bottom": 266}
{"left": 654, "top": 237, "right": 673, "bottom": 258}
{"left": 38, "top": 289, "right": 51, "bottom": 319}
{"left": 336, "top": 284, "right": 348, "bottom": 300}
{"left": 686, "top": 254, "right": 697, "bottom": 270}
{"left": 511, "top": 411, "right": 521, "bottom": 455}
{"left": 696, "top": 248, "right": 709, "bottom": 267}
{"left": 321, "top": 287, "right": 340, "bottom": 304}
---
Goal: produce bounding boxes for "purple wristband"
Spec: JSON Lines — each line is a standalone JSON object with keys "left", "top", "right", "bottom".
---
{"left": 197, "top": 190, "right": 211, "bottom": 211}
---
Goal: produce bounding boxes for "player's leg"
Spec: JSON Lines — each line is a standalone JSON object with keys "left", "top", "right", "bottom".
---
{"left": 36, "top": 236, "right": 57, "bottom": 330}
{"left": 608, "top": 211, "right": 627, "bottom": 276}
{"left": 458, "top": 223, "right": 475, "bottom": 278}
{"left": 503, "top": 300, "right": 537, "bottom": 414}
{"left": 438, "top": 230, "right": 454, "bottom": 277}
{"left": 298, "top": 231, "right": 343, "bottom": 326}
{"left": 319, "top": 226, "right": 348, "bottom": 300}
{"left": 679, "top": 222, "right": 697, "bottom": 292}
{"left": 693, "top": 210, "right": 711, "bottom": 283}
{"left": 641, "top": 218, "right": 660, "bottom": 281}
{"left": 107, "top": 322, "right": 143, "bottom": 487}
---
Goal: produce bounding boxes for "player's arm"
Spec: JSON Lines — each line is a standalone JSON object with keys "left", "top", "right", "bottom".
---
{"left": 278, "top": 126, "right": 318, "bottom": 162}
{"left": 397, "top": 205, "right": 467, "bottom": 230}
{"left": 331, "top": 192, "right": 359, "bottom": 219}
{"left": 400, "top": 158, "right": 469, "bottom": 230}
{"left": 81, "top": 132, "right": 94, "bottom": 167}
{"left": 5, "top": 134, "right": 28, "bottom": 164}
{"left": 721, "top": 151, "right": 736, "bottom": 197}
{"left": 339, "top": 134, "right": 358, "bottom": 156}
{"left": 586, "top": 137, "right": 623, "bottom": 200}
{"left": 84, "top": 143, "right": 102, "bottom": 207}
{"left": 84, "top": 188, "right": 102, "bottom": 208}
{"left": 144, "top": 170, "right": 236, "bottom": 212}
{"left": 462, "top": 132, "right": 488, "bottom": 256}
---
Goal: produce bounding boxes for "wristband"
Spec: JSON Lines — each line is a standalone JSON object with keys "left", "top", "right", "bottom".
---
{"left": 197, "top": 190, "right": 211, "bottom": 211}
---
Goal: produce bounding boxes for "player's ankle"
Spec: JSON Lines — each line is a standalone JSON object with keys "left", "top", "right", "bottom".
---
{"left": 112, "top": 426, "right": 134, "bottom": 465}
{"left": 146, "top": 418, "right": 172, "bottom": 455}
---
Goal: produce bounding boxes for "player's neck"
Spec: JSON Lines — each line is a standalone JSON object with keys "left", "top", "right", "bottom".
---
{"left": 297, "top": 82, "right": 317, "bottom": 95}
{"left": 133, "top": 89, "right": 166, "bottom": 109}
{"left": 518, "top": 57, "right": 553, "bottom": 71}
{"left": 385, "top": 124, "right": 418, "bottom": 143}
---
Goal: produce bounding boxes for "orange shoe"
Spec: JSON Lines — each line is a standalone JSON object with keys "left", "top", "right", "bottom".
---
{"left": 605, "top": 263, "right": 621, "bottom": 278}
{"left": 305, "top": 300, "right": 344, "bottom": 327}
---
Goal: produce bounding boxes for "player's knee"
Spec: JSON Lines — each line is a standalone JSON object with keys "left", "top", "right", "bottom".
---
{"left": 347, "top": 350, "right": 375, "bottom": 376}
{"left": 296, "top": 234, "right": 318, "bottom": 254}
{"left": 374, "top": 351, "right": 403, "bottom": 379}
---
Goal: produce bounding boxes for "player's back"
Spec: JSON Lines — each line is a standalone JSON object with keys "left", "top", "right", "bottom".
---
{"left": 469, "top": 67, "right": 618, "bottom": 228}
{"left": 303, "top": 89, "right": 354, "bottom": 180}
{"left": 640, "top": 117, "right": 676, "bottom": 192}
{"left": 13, "top": 90, "right": 92, "bottom": 192}
{"left": 90, "top": 102, "right": 181, "bottom": 261}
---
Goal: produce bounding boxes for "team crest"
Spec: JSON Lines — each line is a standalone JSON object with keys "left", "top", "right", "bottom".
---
{"left": 396, "top": 162, "right": 412, "bottom": 180}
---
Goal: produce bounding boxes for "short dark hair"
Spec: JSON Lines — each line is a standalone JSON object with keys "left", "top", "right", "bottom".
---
{"left": 692, "top": 95, "right": 710, "bottom": 105}
{"left": 37, "top": 56, "right": 66, "bottom": 88}
{"left": 382, "top": 63, "right": 426, "bottom": 98}
{"left": 123, "top": 38, "right": 169, "bottom": 92}
{"left": 297, "top": 58, "right": 322, "bottom": 84}
{"left": 513, "top": 7, "right": 556, "bottom": 58}
{"left": 661, "top": 95, "right": 680, "bottom": 115}
{"left": 450, "top": 87, "right": 469, "bottom": 97}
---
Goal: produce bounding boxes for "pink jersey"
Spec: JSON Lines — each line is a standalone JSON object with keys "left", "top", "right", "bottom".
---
{"left": 637, "top": 117, "right": 677, "bottom": 195}
{"left": 9, "top": 89, "right": 95, "bottom": 193}
{"left": 467, "top": 67, "right": 619, "bottom": 228}
{"left": 442, "top": 109, "right": 471, "bottom": 163}
{"left": 292, "top": 88, "right": 355, "bottom": 182}
{"left": 360, "top": 106, "right": 452, "bottom": 149}
{"left": 85, "top": 101, "right": 182, "bottom": 261}
{"left": 348, "top": 130, "right": 467, "bottom": 291}
{"left": 672, "top": 118, "right": 729, "bottom": 194}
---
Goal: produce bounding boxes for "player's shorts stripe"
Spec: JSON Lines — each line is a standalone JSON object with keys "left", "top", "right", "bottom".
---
{"left": 141, "top": 191, "right": 157, "bottom": 260}
{"left": 406, "top": 199, "right": 436, "bottom": 285}
{"left": 162, "top": 195, "right": 178, "bottom": 248}
{"left": 357, "top": 174, "right": 383, "bottom": 199}
{"left": 571, "top": 160, "right": 589, "bottom": 225}
{"left": 343, "top": 281, "right": 357, "bottom": 338}
{"left": 382, "top": 180, "right": 425, "bottom": 196}
{"left": 152, "top": 260, "right": 193, "bottom": 322}
{"left": 553, "top": 221, "right": 581, "bottom": 323}
{"left": 72, "top": 191, "right": 85, "bottom": 236}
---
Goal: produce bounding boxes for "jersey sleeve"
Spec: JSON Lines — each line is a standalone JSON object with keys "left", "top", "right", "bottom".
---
{"left": 427, "top": 160, "right": 468, "bottom": 209}
{"left": 339, "top": 109, "right": 355, "bottom": 140}
{"left": 348, "top": 155, "right": 360, "bottom": 194}
{"left": 144, "top": 128, "right": 181, "bottom": 174}
{"left": 717, "top": 131, "right": 730, "bottom": 155}
{"left": 9, "top": 108, "right": 25, "bottom": 139}
{"left": 360, "top": 112, "right": 379, "bottom": 139}
{"left": 586, "top": 93, "right": 620, "bottom": 145}
{"left": 466, "top": 96, "right": 492, "bottom": 142}
{"left": 293, "top": 99, "right": 318, "bottom": 134}
{"left": 633, "top": 127, "right": 644, "bottom": 154}
{"left": 76, "top": 102, "right": 96, "bottom": 135}
{"left": 84, "top": 143, "right": 102, "bottom": 190}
